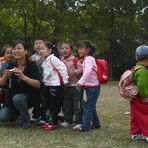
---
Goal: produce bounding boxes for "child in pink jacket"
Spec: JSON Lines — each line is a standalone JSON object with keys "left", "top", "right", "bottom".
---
{"left": 75, "top": 40, "right": 101, "bottom": 132}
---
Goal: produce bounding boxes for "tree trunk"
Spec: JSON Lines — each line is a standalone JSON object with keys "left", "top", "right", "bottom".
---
{"left": 22, "top": 9, "right": 27, "bottom": 42}
{"left": 32, "top": 0, "right": 36, "bottom": 42}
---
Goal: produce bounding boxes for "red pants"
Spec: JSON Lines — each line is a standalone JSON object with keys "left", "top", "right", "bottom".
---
{"left": 130, "top": 96, "right": 148, "bottom": 136}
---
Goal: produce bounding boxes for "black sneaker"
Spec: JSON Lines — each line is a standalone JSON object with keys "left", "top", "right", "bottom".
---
{"left": 37, "top": 120, "right": 47, "bottom": 126}
{"left": 30, "top": 118, "right": 39, "bottom": 124}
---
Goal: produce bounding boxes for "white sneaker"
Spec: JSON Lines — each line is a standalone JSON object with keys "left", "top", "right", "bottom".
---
{"left": 143, "top": 136, "right": 148, "bottom": 142}
{"left": 61, "top": 122, "right": 71, "bottom": 127}
{"left": 73, "top": 124, "right": 82, "bottom": 130}
{"left": 131, "top": 134, "right": 144, "bottom": 141}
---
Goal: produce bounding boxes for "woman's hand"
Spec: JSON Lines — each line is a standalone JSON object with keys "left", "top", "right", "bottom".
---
{"left": 14, "top": 68, "right": 25, "bottom": 80}
{"left": 4, "top": 70, "right": 13, "bottom": 78}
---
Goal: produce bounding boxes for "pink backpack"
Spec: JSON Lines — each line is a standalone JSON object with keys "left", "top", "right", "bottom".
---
{"left": 119, "top": 66, "right": 144, "bottom": 101}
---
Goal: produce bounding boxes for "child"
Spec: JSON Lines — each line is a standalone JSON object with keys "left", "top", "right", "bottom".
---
{"left": 0, "top": 45, "right": 14, "bottom": 107}
{"left": 74, "top": 40, "right": 101, "bottom": 131}
{"left": 30, "top": 39, "right": 44, "bottom": 122}
{"left": 130, "top": 45, "right": 148, "bottom": 142}
{"left": 39, "top": 41, "right": 69, "bottom": 130}
{"left": 60, "top": 42, "right": 83, "bottom": 129}
{"left": 30, "top": 39, "right": 44, "bottom": 62}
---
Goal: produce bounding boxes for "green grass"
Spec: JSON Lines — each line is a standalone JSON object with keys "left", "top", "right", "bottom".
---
{"left": 0, "top": 82, "right": 147, "bottom": 148}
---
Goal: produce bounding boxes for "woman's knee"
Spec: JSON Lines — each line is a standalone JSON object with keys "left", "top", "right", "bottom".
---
{"left": 12, "top": 94, "right": 28, "bottom": 106}
{"left": 0, "top": 107, "right": 12, "bottom": 122}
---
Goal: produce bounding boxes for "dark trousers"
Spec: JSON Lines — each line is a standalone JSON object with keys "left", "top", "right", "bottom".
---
{"left": 64, "top": 87, "right": 83, "bottom": 124}
{"left": 32, "top": 97, "right": 41, "bottom": 119}
{"left": 43, "top": 86, "right": 62, "bottom": 125}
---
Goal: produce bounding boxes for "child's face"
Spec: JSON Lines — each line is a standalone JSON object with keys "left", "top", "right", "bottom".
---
{"left": 34, "top": 40, "right": 43, "bottom": 53}
{"left": 39, "top": 43, "right": 52, "bottom": 58}
{"left": 78, "top": 46, "right": 90, "bottom": 58}
{"left": 61, "top": 43, "right": 73, "bottom": 58}
{"left": 5, "top": 47, "right": 14, "bottom": 61}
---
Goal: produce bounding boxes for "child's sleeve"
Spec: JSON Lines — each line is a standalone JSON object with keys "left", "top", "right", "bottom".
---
{"left": 136, "top": 69, "right": 148, "bottom": 99}
{"left": 78, "top": 57, "right": 94, "bottom": 85}
{"left": 52, "top": 57, "right": 69, "bottom": 84}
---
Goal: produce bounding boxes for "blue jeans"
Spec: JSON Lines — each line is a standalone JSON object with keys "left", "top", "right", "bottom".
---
{"left": 0, "top": 94, "right": 30, "bottom": 124}
{"left": 82, "top": 87, "right": 100, "bottom": 130}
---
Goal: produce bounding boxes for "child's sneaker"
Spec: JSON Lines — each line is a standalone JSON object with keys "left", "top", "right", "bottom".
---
{"left": 144, "top": 136, "right": 148, "bottom": 142}
{"left": 90, "top": 124, "right": 101, "bottom": 129}
{"left": 73, "top": 124, "right": 82, "bottom": 130}
{"left": 61, "top": 122, "right": 71, "bottom": 127}
{"left": 141, "top": 136, "right": 148, "bottom": 142}
{"left": 43, "top": 124, "right": 57, "bottom": 131}
{"left": 37, "top": 120, "right": 47, "bottom": 126}
{"left": 131, "top": 134, "right": 144, "bottom": 141}
{"left": 30, "top": 118, "right": 39, "bottom": 124}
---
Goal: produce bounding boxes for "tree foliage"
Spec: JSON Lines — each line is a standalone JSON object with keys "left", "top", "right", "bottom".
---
{"left": 0, "top": 0, "right": 147, "bottom": 79}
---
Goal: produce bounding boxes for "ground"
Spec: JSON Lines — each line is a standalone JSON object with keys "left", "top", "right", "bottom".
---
{"left": 0, "top": 82, "right": 147, "bottom": 148}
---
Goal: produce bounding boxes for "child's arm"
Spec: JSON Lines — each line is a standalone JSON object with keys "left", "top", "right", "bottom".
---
{"left": 136, "top": 69, "right": 148, "bottom": 101}
{"left": 78, "top": 57, "right": 94, "bottom": 86}
{"left": 51, "top": 56, "right": 69, "bottom": 84}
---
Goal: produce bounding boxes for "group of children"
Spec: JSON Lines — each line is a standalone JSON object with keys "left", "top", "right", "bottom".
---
{"left": 0, "top": 40, "right": 101, "bottom": 132}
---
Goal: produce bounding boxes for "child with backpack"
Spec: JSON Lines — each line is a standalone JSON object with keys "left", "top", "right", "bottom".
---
{"left": 39, "top": 41, "right": 69, "bottom": 131}
{"left": 129, "top": 45, "right": 148, "bottom": 142}
{"left": 74, "top": 40, "right": 101, "bottom": 131}
{"left": 60, "top": 42, "right": 83, "bottom": 129}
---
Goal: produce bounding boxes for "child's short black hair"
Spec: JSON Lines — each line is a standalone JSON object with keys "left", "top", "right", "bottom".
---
{"left": 61, "top": 41, "right": 73, "bottom": 50}
{"left": 77, "top": 40, "right": 96, "bottom": 55}
{"left": 136, "top": 57, "right": 148, "bottom": 62}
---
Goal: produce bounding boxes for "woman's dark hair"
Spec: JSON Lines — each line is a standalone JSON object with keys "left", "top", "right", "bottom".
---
{"left": 12, "top": 40, "right": 29, "bottom": 51}
{"left": 1, "top": 44, "right": 12, "bottom": 56}
{"left": 77, "top": 40, "right": 96, "bottom": 56}
{"left": 61, "top": 41, "right": 73, "bottom": 50}
{"left": 43, "top": 41, "right": 60, "bottom": 58}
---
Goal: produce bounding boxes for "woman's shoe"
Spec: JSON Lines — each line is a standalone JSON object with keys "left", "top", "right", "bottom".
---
{"left": 22, "top": 122, "right": 31, "bottom": 128}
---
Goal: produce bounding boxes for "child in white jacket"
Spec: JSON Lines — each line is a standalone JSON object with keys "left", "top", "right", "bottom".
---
{"left": 39, "top": 41, "right": 69, "bottom": 131}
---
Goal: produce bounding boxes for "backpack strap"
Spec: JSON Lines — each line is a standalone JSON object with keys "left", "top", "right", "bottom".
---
{"left": 49, "top": 57, "right": 64, "bottom": 86}
{"left": 132, "top": 66, "right": 145, "bottom": 73}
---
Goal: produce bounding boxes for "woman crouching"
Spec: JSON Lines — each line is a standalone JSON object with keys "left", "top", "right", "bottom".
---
{"left": 0, "top": 41, "right": 41, "bottom": 128}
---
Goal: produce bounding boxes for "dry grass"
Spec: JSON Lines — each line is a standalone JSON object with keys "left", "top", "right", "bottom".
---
{"left": 0, "top": 82, "right": 147, "bottom": 148}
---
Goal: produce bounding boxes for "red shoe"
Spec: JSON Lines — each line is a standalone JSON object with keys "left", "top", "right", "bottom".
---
{"left": 41, "top": 123, "right": 50, "bottom": 129}
{"left": 43, "top": 125, "right": 57, "bottom": 131}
